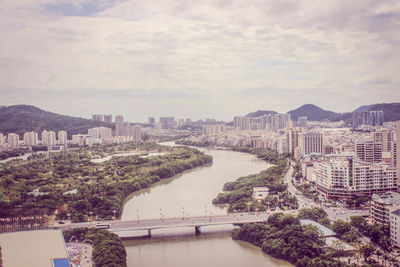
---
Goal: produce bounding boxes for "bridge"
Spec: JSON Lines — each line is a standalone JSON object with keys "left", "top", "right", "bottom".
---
{"left": 57, "top": 212, "right": 282, "bottom": 239}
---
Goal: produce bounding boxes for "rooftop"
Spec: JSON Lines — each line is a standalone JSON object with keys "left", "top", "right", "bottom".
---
{"left": 372, "top": 192, "right": 400, "bottom": 206}
{"left": 300, "top": 219, "right": 337, "bottom": 237}
{"left": 0, "top": 229, "right": 69, "bottom": 267}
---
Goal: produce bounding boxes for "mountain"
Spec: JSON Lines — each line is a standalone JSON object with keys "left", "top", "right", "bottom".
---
{"left": 0, "top": 105, "right": 114, "bottom": 138}
{"left": 286, "top": 104, "right": 340, "bottom": 121}
{"left": 245, "top": 110, "right": 277, "bottom": 117}
{"left": 353, "top": 104, "right": 374, "bottom": 113}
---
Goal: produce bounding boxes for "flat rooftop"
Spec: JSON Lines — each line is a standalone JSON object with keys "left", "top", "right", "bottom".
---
{"left": 0, "top": 229, "right": 69, "bottom": 267}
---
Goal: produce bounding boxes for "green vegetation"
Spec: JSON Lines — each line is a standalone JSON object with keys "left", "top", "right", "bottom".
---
{"left": 212, "top": 146, "right": 295, "bottom": 212}
{"left": 0, "top": 104, "right": 114, "bottom": 138}
{"left": 175, "top": 139, "right": 213, "bottom": 147}
{"left": 350, "top": 216, "right": 392, "bottom": 251}
{"left": 233, "top": 213, "right": 347, "bottom": 266}
{"left": 63, "top": 228, "right": 126, "bottom": 267}
{"left": 297, "top": 207, "right": 331, "bottom": 227}
{"left": 0, "top": 147, "right": 30, "bottom": 160}
{"left": 0, "top": 141, "right": 212, "bottom": 221}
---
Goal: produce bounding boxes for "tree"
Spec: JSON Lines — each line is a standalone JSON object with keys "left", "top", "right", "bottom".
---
{"left": 360, "top": 244, "right": 375, "bottom": 262}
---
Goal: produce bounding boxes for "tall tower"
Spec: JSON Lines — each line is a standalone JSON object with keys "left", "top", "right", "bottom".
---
{"left": 115, "top": 115, "right": 125, "bottom": 136}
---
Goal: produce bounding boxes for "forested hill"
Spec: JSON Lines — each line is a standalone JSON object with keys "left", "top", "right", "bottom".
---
{"left": 0, "top": 105, "right": 113, "bottom": 138}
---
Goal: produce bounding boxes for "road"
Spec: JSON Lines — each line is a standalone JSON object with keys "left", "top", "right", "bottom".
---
{"left": 284, "top": 161, "right": 369, "bottom": 222}
{"left": 53, "top": 212, "right": 281, "bottom": 233}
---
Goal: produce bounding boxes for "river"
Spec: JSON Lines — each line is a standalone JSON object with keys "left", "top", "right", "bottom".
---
{"left": 121, "top": 142, "right": 292, "bottom": 267}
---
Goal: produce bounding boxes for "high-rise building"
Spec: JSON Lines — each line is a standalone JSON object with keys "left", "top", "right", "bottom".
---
{"left": 203, "top": 124, "right": 225, "bottom": 137}
{"left": 355, "top": 140, "right": 382, "bottom": 163}
{"left": 92, "top": 114, "right": 104, "bottom": 121}
{"left": 88, "top": 127, "right": 112, "bottom": 139}
{"left": 316, "top": 158, "right": 397, "bottom": 199}
{"left": 23, "top": 131, "right": 38, "bottom": 146}
{"left": 148, "top": 117, "right": 155, "bottom": 125}
{"left": 7, "top": 133, "right": 19, "bottom": 147}
{"left": 0, "top": 132, "right": 5, "bottom": 145}
{"left": 115, "top": 115, "right": 125, "bottom": 136}
{"left": 125, "top": 125, "right": 141, "bottom": 141}
{"left": 41, "top": 130, "right": 56, "bottom": 146}
{"left": 352, "top": 111, "right": 384, "bottom": 128}
{"left": 159, "top": 117, "right": 175, "bottom": 129}
{"left": 286, "top": 128, "right": 302, "bottom": 155}
{"left": 297, "top": 116, "right": 308, "bottom": 127}
{"left": 373, "top": 129, "right": 393, "bottom": 152}
{"left": 300, "top": 132, "right": 323, "bottom": 156}
{"left": 104, "top": 114, "right": 113, "bottom": 123}
{"left": 58, "top": 131, "right": 67, "bottom": 145}
{"left": 234, "top": 116, "right": 251, "bottom": 130}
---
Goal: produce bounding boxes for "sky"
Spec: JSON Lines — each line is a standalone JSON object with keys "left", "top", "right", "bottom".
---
{"left": 1, "top": 0, "right": 400, "bottom": 122}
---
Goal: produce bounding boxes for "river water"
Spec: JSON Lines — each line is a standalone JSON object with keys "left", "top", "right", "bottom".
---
{"left": 122, "top": 142, "right": 292, "bottom": 267}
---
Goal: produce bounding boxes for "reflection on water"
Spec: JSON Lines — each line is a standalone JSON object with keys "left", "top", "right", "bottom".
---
{"left": 122, "top": 143, "right": 292, "bottom": 266}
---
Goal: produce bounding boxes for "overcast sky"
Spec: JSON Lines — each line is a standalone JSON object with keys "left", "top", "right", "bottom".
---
{"left": 1, "top": 0, "right": 399, "bottom": 122}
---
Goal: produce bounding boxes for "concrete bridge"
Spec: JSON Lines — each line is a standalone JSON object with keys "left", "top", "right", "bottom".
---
{"left": 59, "top": 212, "right": 281, "bottom": 239}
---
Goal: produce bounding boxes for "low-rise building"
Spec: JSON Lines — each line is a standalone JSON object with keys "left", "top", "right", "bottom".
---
{"left": 252, "top": 187, "right": 269, "bottom": 201}
{"left": 0, "top": 229, "right": 70, "bottom": 267}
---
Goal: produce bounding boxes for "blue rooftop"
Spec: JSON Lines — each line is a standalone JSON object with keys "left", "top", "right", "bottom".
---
{"left": 53, "top": 258, "right": 70, "bottom": 267}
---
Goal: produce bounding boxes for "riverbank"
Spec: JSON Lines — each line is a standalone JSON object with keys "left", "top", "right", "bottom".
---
{"left": 176, "top": 140, "right": 295, "bottom": 212}
{"left": 0, "top": 142, "right": 212, "bottom": 222}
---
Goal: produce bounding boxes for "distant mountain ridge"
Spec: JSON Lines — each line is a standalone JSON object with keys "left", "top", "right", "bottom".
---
{"left": 0, "top": 105, "right": 114, "bottom": 138}
{"left": 245, "top": 103, "right": 400, "bottom": 123}
{"left": 286, "top": 104, "right": 340, "bottom": 121}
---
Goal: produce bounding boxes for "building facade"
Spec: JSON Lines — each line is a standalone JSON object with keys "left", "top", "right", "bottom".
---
{"left": 23, "top": 131, "right": 38, "bottom": 146}
{"left": 41, "top": 130, "right": 56, "bottom": 146}
{"left": 115, "top": 115, "right": 125, "bottom": 136}
{"left": 390, "top": 209, "right": 400, "bottom": 248}
{"left": 355, "top": 140, "right": 382, "bottom": 163}
{"left": 316, "top": 159, "right": 397, "bottom": 199}
{"left": 7, "top": 133, "right": 19, "bottom": 148}
{"left": 371, "top": 192, "right": 400, "bottom": 226}
{"left": 57, "top": 131, "right": 67, "bottom": 145}
{"left": 125, "top": 125, "right": 141, "bottom": 141}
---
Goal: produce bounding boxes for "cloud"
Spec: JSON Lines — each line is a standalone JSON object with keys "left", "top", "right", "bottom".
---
{"left": 0, "top": 0, "right": 399, "bottom": 121}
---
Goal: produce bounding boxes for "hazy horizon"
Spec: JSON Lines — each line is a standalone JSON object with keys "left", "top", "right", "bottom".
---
{"left": 1, "top": 0, "right": 399, "bottom": 121}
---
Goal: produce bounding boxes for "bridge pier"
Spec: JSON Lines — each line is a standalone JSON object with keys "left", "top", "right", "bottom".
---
{"left": 195, "top": 226, "right": 201, "bottom": 235}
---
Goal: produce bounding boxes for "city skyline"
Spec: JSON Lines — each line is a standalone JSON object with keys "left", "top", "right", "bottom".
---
{"left": 1, "top": 0, "right": 400, "bottom": 122}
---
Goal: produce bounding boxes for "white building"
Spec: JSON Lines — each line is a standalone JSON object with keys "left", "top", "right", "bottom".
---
{"left": 41, "top": 130, "right": 56, "bottom": 146}
{"left": 88, "top": 127, "right": 112, "bottom": 140}
{"left": 7, "top": 133, "right": 19, "bottom": 148}
{"left": 371, "top": 192, "right": 400, "bottom": 226}
{"left": 57, "top": 131, "right": 67, "bottom": 145}
{"left": 0, "top": 132, "right": 4, "bottom": 144}
{"left": 315, "top": 158, "right": 397, "bottom": 199}
{"left": 23, "top": 131, "right": 38, "bottom": 146}
{"left": 203, "top": 124, "right": 225, "bottom": 137}
{"left": 390, "top": 209, "right": 400, "bottom": 248}
{"left": 300, "top": 132, "right": 323, "bottom": 157}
